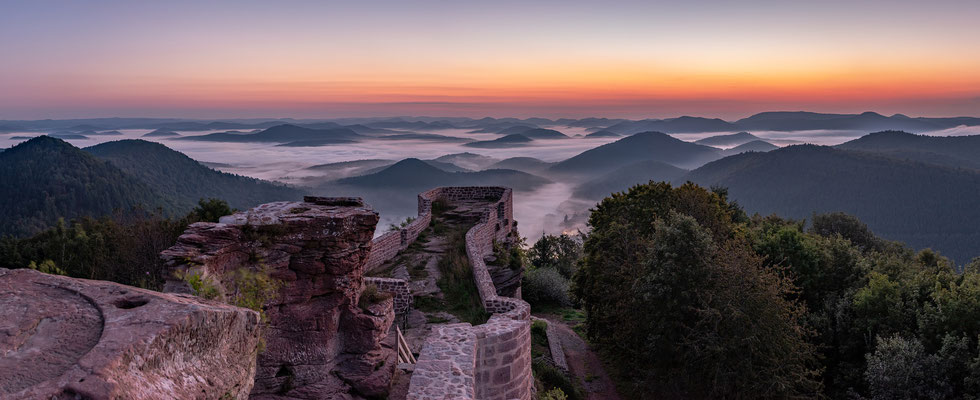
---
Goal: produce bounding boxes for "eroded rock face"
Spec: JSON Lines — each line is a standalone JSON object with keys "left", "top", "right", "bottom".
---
{"left": 161, "top": 197, "right": 396, "bottom": 399}
{"left": 0, "top": 268, "right": 260, "bottom": 400}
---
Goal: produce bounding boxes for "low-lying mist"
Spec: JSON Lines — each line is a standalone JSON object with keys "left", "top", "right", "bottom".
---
{"left": 4, "top": 123, "right": 977, "bottom": 239}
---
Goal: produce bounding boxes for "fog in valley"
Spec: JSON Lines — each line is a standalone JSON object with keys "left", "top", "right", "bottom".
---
{"left": 5, "top": 118, "right": 980, "bottom": 242}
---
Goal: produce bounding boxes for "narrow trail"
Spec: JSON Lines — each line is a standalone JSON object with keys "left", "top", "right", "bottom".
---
{"left": 540, "top": 314, "right": 623, "bottom": 400}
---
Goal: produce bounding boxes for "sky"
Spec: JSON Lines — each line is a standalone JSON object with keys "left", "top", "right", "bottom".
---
{"left": 1, "top": 0, "right": 979, "bottom": 120}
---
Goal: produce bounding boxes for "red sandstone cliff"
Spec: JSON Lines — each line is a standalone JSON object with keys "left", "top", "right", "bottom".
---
{"left": 161, "top": 197, "right": 396, "bottom": 399}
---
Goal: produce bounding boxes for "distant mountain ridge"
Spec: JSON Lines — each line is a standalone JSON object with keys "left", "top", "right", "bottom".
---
{"left": 722, "top": 140, "right": 779, "bottom": 156}
{"left": 836, "top": 130, "right": 980, "bottom": 170}
{"left": 573, "top": 160, "right": 688, "bottom": 201}
{"left": 518, "top": 128, "right": 568, "bottom": 139}
{"left": 586, "top": 112, "right": 980, "bottom": 134}
{"left": 2, "top": 113, "right": 978, "bottom": 135}
{"left": 695, "top": 132, "right": 760, "bottom": 147}
{"left": 336, "top": 158, "right": 550, "bottom": 192}
{"left": 549, "top": 131, "right": 722, "bottom": 176}
{"left": 85, "top": 139, "right": 301, "bottom": 211}
{"left": 0, "top": 136, "right": 303, "bottom": 237}
{"left": 179, "top": 124, "right": 361, "bottom": 144}
{"left": 0, "top": 137, "right": 169, "bottom": 236}
{"left": 685, "top": 144, "right": 980, "bottom": 263}
{"left": 464, "top": 134, "right": 533, "bottom": 148}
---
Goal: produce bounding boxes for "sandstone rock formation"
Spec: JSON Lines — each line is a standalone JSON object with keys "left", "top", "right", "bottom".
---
{"left": 0, "top": 268, "right": 261, "bottom": 400}
{"left": 161, "top": 196, "right": 396, "bottom": 399}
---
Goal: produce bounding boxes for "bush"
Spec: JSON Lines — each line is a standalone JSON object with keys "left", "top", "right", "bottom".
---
{"left": 532, "top": 359, "right": 582, "bottom": 400}
{"left": 359, "top": 283, "right": 392, "bottom": 311}
{"left": 492, "top": 238, "right": 527, "bottom": 271}
{"left": 229, "top": 267, "right": 283, "bottom": 322}
{"left": 538, "top": 388, "right": 568, "bottom": 400}
{"left": 180, "top": 270, "right": 222, "bottom": 300}
{"left": 523, "top": 268, "right": 572, "bottom": 308}
{"left": 388, "top": 216, "right": 416, "bottom": 231}
{"left": 28, "top": 259, "right": 65, "bottom": 275}
{"left": 193, "top": 198, "right": 233, "bottom": 223}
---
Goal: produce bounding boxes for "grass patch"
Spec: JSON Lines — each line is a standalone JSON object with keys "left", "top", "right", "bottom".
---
{"left": 358, "top": 283, "right": 392, "bottom": 311}
{"left": 571, "top": 324, "right": 588, "bottom": 341}
{"left": 561, "top": 309, "right": 586, "bottom": 324}
{"left": 425, "top": 314, "right": 452, "bottom": 324}
{"left": 413, "top": 295, "right": 443, "bottom": 312}
{"left": 531, "top": 320, "right": 551, "bottom": 359}
{"left": 532, "top": 358, "right": 585, "bottom": 400}
{"left": 409, "top": 259, "right": 429, "bottom": 280}
{"left": 434, "top": 222, "right": 490, "bottom": 325}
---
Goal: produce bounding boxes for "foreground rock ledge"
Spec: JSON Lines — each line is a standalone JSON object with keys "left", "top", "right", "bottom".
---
{"left": 0, "top": 268, "right": 261, "bottom": 400}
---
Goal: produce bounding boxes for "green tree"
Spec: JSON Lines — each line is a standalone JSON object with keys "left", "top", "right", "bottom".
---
{"left": 527, "top": 234, "right": 582, "bottom": 279}
{"left": 865, "top": 335, "right": 952, "bottom": 399}
{"left": 192, "top": 198, "right": 233, "bottom": 223}
{"left": 574, "top": 183, "right": 820, "bottom": 398}
{"left": 810, "top": 212, "right": 884, "bottom": 252}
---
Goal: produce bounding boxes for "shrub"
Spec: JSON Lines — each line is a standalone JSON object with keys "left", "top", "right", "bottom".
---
{"left": 388, "top": 216, "right": 416, "bottom": 231}
{"left": 523, "top": 268, "right": 572, "bottom": 307}
{"left": 28, "top": 259, "right": 65, "bottom": 275}
{"left": 359, "top": 283, "right": 392, "bottom": 311}
{"left": 192, "top": 198, "right": 233, "bottom": 223}
{"left": 532, "top": 359, "right": 583, "bottom": 400}
{"left": 180, "top": 270, "right": 221, "bottom": 300}
{"left": 229, "top": 267, "right": 283, "bottom": 322}
{"left": 492, "top": 238, "right": 527, "bottom": 271}
{"left": 538, "top": 388, "right": 568, "bottom": 400}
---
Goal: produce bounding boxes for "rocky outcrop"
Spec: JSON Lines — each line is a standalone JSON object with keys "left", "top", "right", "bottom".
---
{"left": 0, "top": 268, "right": 260, "bottom": 400}
{"left": 161, "top": 196, "right": 396, "bottom": 399}
{"left": 487, "top": 261, "right": 523, "bottom": 298}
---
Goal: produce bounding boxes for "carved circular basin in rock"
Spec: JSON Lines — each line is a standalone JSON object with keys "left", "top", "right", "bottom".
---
{"left": 0, "top": 283, "right": 103, "bottom": 394}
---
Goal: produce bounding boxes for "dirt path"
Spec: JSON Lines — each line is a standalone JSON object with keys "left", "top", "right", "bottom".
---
{"left": 540, "top": 314, "right": 623, "bottom": 400}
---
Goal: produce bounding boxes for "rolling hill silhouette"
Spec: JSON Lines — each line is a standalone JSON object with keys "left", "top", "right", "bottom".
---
{"left": 464, "top": 134, "right": 534, "bottom": 148}
{"left": 549, "top": 131, "right": 722, "bottom": 176}
{"left": 685, "top": 144, "right": 980, "bottom": 263}
{"left": 836, "top": 130, "right": 980, "bottom": 170}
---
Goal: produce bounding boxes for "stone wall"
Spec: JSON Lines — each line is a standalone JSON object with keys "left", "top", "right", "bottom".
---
{"left": 364, "top": 193, "right": 434, "bottom": 273}
{"left": 544, "top": 319, "right": 569, "bottom": 372}
{"left": 0, "top": 268, "right": 260, "bottom": 400}
{"left": 364, "top": 276, "right": 413, "bottom": 315}
{"left": 161, "top": 196, "right": 397, "bottom": 399}
{"left": 405, "top": 187, "right": 532, "bottom": 400}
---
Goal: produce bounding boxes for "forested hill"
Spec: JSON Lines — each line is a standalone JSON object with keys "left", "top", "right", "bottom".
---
{"left": 836, "top": 130, "right": 980, "bottom": 170}
{"left": 685, "top": 144, "right": 980, "bottom": 263}
{"left": 0, "top": 136, "right": 170, "bottom": 236}
{"left": 549, "top": 131, "right": 721, "bottom": 176}
{"left": 85, "top": 139, "right": 302, "bottom": 211}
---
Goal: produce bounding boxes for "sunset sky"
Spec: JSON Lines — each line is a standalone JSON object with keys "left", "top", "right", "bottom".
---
{"left": 2, "top": 0, "right": 979, "bottom": 119}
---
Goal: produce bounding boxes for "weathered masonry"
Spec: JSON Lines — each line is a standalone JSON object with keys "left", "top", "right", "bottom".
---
{"left": 362, "top": 187, "right": 533, "bottom": 400}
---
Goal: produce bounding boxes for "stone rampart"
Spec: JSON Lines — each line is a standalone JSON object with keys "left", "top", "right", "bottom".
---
{"left": 405, "top": 187, "right": 532, "bottom": 400}
{"left": 364, "top": 276, "right": 413, "bottom": 315}
{"left": 364, "top": 193, "right": 435, "bottom": 272}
